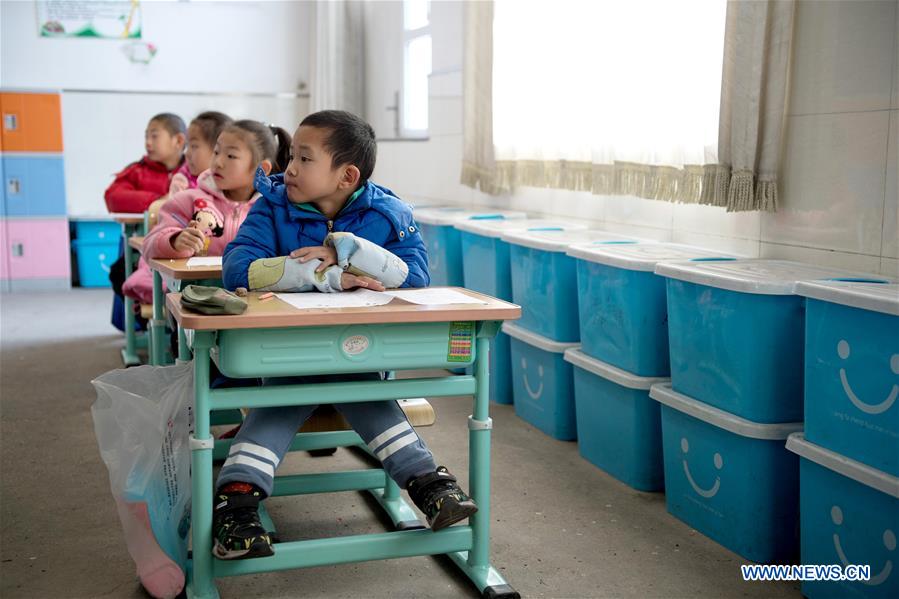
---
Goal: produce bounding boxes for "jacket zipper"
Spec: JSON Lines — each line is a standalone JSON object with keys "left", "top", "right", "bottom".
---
{"left": 327, "top": 220, "right": 334, "bottom": 233}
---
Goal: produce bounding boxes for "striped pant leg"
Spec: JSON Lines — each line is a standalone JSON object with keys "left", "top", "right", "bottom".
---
{"left": 216, "top": 403, "right": 318, "bottom": 497}
{"left": 337, "top": 400, "right": 437, "bottom": 488}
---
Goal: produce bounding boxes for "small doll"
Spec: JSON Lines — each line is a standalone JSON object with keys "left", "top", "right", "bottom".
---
{"left": 188, "top": 199, "right": 224, "bottom": 256}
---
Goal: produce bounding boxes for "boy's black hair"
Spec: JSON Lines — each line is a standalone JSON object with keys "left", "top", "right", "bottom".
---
{"left": 190, "top": 111, "right": 233, "bottom": 148}
{"left": 149, "top": 112, "right": 187, "bottom": 136}
{"left": 224, "top": 120, "right": 292, "bottom": 175}
{"left": 299, "top": 110, "right": 377, "bottom": 182}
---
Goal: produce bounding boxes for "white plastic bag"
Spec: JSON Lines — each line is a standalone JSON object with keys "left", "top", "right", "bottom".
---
{"left": 91, "top": 363, "right": 194, "bottom": 599}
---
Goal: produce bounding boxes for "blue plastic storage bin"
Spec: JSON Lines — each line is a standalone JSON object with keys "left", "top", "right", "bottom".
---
{"left": 795, "top": 281, "right": 898, "bottom": 476}
{"left": 504, "top": 321, "right": 579, "bottom": 441}
{"left": 74, "top": 219, "right": 122, "bottom": 243}
{"left": 656, "top": 259, "right": 873, "bottom": 423}
{"left": 72, "top": 238, "right": 118, "bottom": 287}
{"left": 502, "top": 229, "right": 635, "bottom": 343}
{"left": 457, "top": 218, "right": 588, "bottom": 404}
{"left": 565, "top": 347, "right": 668, "bottom": 491}
{"left": 415, "top": 207, "right": 526, "bottom": 287}
{"left": 567, "top": 243, "right": 734, "bottom": 376}
{"left": 650, "top": 382, "right": 803, "bottom": 564}
{"left": 787, "top": 433, "right": 898, "bottom": 598}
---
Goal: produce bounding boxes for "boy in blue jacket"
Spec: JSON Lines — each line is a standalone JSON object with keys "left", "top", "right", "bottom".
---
{"left": 213, "top": 110, "right": 477, "bottom": 560}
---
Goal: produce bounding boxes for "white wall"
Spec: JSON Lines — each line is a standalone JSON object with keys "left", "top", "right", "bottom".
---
{"left": 375, "top": 0, "right": 899, "bottom": 278}
{"left": 1, "top": 0, "right": 312, "bottom": 216}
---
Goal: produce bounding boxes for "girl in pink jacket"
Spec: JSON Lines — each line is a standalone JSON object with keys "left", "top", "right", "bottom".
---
{"left": 122, "top": 119, "right": 290, "bottom": 303}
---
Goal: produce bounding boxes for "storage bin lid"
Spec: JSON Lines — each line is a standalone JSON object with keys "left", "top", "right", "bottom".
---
{"left": 563, "top": 348, "right": 669, "bottom": 390}
{"left": 499, "top": 228, "right": 636, "bottom": 252}
{"left": 414, "top": 207, "right": 527, "bottom": 226}
{"left": 794, "top": 280, "right": 898, "bottom": 316}
{"left": 567, "top": 242, "right": 737, "bottom": 272}
{"left": 654, "top": 259, "right": 874, "bottom": 296}
{"left": 455, "top": 218, "right": 588, "bottom": 238}
{"left": 501, "top": 322, "right": 579, "bottom": 354}
{"left": 786, "top": 433, "right": 899, "bottom": 499}
{"left": 649, "top": 382, "right": 802, "bottom": 440}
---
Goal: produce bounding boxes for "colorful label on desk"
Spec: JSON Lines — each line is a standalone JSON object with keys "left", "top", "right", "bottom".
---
{"left": 447, "top": 321, "right": 474, "bottom": 362}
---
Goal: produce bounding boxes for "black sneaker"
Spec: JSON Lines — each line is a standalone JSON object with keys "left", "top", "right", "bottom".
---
{"left": 212, "top": 485, "right": 274, "bottom": 560}
{"left": 407, "top": 466, "right": 478, "bottom": 531}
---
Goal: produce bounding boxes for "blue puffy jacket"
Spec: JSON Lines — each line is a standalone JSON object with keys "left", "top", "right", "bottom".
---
{"left": 222, "top": 169, "right": 430, "bottom": 290}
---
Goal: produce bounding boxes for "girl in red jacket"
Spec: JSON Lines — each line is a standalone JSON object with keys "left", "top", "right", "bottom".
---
{"left": 104, "top": 113, "right": 187, "bottom": 214}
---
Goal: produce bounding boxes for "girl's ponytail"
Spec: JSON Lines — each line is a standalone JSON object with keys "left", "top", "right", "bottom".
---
{"left": 268, "top": 125, "right": 292, "bottom": 175}
{"left": 224, "top": 120, "right": 292, "bottom": 175}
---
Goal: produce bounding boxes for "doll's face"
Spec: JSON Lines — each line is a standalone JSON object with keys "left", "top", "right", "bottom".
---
{"left": 193, "top": 210, "right": 218, "bottom": 236}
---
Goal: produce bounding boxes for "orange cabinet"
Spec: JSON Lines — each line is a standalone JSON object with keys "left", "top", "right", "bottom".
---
{"left": 0, "top": 92, "right": 64, "bottom": 152}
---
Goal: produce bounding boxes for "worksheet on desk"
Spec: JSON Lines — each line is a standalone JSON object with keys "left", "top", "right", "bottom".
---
{"left": 384, "top": 289, "right": 488, "bottom": 305}
{"left": 186, "top": 257, "right": 223, "bottom": 267}
{"left": 275, "top": 289, "right": 394, "bottom": 309}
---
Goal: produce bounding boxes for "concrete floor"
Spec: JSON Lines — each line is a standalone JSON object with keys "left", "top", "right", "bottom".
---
{"left": 0, "top": 289, "right": 801, "bottom": 599}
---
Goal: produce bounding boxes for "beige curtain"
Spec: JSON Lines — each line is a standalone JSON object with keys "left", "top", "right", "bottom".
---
{"left": 461, "top": 0, "right": 795, "bottom": 212}
{"left": 310, "top": 0, "right": 366, "bottom": 115}
{"left": 460, "top": 0, "right": 501, "bottom": 194}
{"left": 715, "top": 0, "right": 796, "bottom": 211}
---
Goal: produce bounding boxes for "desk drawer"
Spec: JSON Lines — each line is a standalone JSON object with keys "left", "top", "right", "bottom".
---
{"left": 214, "top": 321, "right": 477, "bottom": 378}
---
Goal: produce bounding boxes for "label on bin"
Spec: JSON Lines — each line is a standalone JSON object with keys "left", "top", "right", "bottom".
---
{"left": 447, "top": 321, "right": 474, "bottom": 362}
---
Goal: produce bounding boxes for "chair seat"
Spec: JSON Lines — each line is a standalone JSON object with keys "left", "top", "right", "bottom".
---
{"left": 238, "top": 398, "right": 436, "bottom": 433}
{"left": 139, "top": 303, "right": 154, "bottom": 320}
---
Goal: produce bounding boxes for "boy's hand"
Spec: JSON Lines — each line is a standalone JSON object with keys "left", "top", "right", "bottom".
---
{"left": 341, "top": 272, "right": 386, "bottom": 292}
{"left": 290, "top": 245, "right": 337, "bottom": 273}
{"left": 171, "top": 226, "right": 206, "bottom": 254}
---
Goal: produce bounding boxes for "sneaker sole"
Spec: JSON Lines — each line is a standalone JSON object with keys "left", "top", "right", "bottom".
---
{"left": 429, "top": 500, "right": 478, "bottom": 531}
{"left": 213, "top": 538, "right": 274, "bottom": 561}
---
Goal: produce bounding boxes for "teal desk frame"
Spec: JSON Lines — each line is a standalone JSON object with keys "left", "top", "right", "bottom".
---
{"left": 117, "top": 215, "right": 146, "bottom": 366}
{"left": 168, "top": 290, "right": 521, "bottom": 599}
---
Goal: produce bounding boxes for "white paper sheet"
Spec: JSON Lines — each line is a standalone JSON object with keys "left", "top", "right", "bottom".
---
{"left": 274, "top": 289, "right": 394, "bottom": 309}
{"left": 186, "top": 257, "right": 223, "bottom": 268}
{"left": 384, "top": 289, "right": 487, "bottom": 305}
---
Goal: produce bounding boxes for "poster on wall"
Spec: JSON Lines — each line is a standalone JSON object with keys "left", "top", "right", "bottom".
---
{"left": 36, "top": 0, "right": 142, "bottom": 38}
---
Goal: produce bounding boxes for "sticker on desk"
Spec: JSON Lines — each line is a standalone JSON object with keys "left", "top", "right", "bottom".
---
{"left": 275, "top": 289, "right": 393, "bottom": 309}
{"left": 186, "top": 257, "right": 223, "bottom": 268}
{"left": 447, "top": 321, "right": 474, "bottom": 362}
{"left": 342, "top": 334, "right": 370, "bottom": 356}
{"left": 385, "top": 289, "right": 488, "bottom": 305}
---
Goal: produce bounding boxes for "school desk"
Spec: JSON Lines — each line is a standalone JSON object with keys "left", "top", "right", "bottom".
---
{"left": 113, "top": 213, "right": 146, "bottom": 366}
{"left": 167, "top": 288, "right": 522, "bottom": 599}
{"left": 147, "top": 257, "right": 222, "bottom": 366}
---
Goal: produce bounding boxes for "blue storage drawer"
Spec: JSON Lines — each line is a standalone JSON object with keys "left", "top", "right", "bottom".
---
{"left": 796, "top": 281, "right": 899, "bottom": 476}
{"left": 787, "top": 433, "right": 898, "bottom": 599}
{"left": 657, "top": 259, "right": 878, "bottom": 423}
{"left": 504, "top": 321, "right": 579, "bottom": 441}
{"left": 74, "top": 219, "right": 122, "bottom": 243}
{"left": 416, "top": 208, "right": 526, "bottom": 287}
{"left": 568, "top": 243, "right": 734, "bottom": 376}
{"left": 565, "top": 347, "right": 668, "bottom": 491}
{"left": 651, "top": 383, "right": 803, "bottom": 564}
{"left": 503, "top": 229, "right": 636, "bottom": 343}
{"left": 2, "top": 155, "right": 66, "bottom": 216}
{"left": 72, "top": 239, "right": 117, "bottom": 287}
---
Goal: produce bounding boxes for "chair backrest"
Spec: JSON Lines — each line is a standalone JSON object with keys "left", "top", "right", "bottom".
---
{"left": 145, "top": 198, "right": 169, "bottom": 231}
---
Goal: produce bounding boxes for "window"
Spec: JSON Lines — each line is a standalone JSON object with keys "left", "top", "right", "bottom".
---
{"left": 402, "top": 0, "right": 431, "bottom": 137}
{"left": 492, "top": 0, "right": 726, "bottom": 170}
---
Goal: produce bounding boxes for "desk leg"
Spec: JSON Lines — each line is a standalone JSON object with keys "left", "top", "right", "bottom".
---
{"left": 121, "top": 225, "right": 141, "bottom": 367}
{"left": 150, "top": 269, "right": 165, "bottom": 366}
{"left": 177, "top": 326, "right": 191, "bottom": 362}
{"left": 188, "top": 332, "right": 219, "bottom": 599}
{"left": 449, "top": 336, "right": 519, "bottom": 598}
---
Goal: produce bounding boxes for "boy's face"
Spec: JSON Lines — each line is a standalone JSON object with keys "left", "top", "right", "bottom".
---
{"left": 283, "top": 125, "right": 347, "bottom": 204}
{"left": 145, "top": 120, "right": 184, "bottom": 163}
